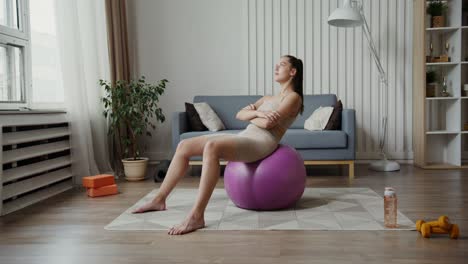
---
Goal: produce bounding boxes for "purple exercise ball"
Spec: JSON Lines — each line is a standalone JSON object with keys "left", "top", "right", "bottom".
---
{"left": 224, "top": 144, "right": 306, "bottom": 210}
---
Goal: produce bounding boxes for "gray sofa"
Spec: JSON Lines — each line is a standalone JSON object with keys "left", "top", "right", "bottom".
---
{"left": 172, "top": 94, "right": 356, "bottom": 178}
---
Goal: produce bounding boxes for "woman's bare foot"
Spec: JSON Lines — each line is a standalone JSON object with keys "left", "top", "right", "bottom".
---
{"left": 168, "top": 213, "right": 205, "bottom": 235}
{"left": 132, "top": 198, "right": 166, "bottom": 214}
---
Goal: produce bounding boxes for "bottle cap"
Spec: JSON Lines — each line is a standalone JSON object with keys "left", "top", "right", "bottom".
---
{"left": 384, "top": 187, "right": 396, "bottom": 197}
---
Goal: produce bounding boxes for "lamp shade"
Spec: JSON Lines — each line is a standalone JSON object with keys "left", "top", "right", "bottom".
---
{"left": 328, "top": 0, "right": 363, "bottom": 27}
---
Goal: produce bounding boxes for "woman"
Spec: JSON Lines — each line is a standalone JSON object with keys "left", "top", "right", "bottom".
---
{"left": 132, "top": 55, "right": 304, "bottom": 235}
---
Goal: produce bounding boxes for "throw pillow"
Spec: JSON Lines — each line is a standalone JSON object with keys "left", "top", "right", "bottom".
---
{"left": 185, "top": 102, "right": 208, "bottom": 131}
{"left": 193, "top": 102, "right": 226, "bottom": 131}
{"left": 324, "top": 100, "right": 343, "bottom": 130}
{"left": 304, "top": 106, "right": 334, "bottom": 131}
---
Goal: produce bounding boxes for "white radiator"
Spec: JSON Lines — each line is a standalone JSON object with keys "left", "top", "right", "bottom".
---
{"left": 0, "top": 111, "right": 73, "bottom": 216}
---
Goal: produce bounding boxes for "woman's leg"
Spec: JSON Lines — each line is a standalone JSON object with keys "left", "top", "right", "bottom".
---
{"left": 132, "top": 136, "right": 208, "bottom": 213}
{"left": 169, "top": 136, "right": 238, "bottom": 235}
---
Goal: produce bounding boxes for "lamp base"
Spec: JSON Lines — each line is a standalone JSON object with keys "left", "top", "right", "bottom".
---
{"left": 369, "top": 159, "right": 400, "bottom": 172}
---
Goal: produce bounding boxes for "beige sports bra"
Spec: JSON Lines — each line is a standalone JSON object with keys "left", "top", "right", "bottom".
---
{"left": 256, "top": 93, "right": 299, "bottom": 141}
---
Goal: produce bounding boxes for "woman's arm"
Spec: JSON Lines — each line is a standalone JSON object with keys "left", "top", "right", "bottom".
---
{"left": 249, "top": 117, "right": 270, "bottom": 129}
{"left": 240, "top": 94, "right": 301, "bottom": 129}
{"left": 263, "top": 93, "right": 301, "bottom": 129}
{"left": 236, "top": 109, "right": 258, "bottom": 121}
{"left": 235, "top": 96, "right": 269, "bottom": 121}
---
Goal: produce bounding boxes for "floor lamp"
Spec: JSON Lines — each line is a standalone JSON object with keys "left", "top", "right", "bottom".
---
{"left": 328, "top": 0, "right": 400, "bottom": 171}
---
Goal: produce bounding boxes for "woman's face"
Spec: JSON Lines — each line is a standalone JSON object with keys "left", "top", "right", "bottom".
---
{"left": 274, "top": 57, "right": 296, "bottom": 83}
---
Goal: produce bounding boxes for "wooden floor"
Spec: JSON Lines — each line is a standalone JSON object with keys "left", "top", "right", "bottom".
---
{"left": 0, "top": 164, "right": 467, "bottom": 264}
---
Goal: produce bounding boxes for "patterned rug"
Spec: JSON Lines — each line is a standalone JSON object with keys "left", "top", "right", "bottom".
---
{"left": 105, "top": 188, "right": 415, "bottom": 231}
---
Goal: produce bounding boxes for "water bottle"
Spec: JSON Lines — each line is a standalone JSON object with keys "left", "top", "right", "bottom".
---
{"left": 384, "top": 187, "right": 397, "bottom": 228}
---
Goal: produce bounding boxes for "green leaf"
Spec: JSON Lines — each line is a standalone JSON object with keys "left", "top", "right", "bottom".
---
{"left": 99, "top": 76, "right": 168, "bottom": 158}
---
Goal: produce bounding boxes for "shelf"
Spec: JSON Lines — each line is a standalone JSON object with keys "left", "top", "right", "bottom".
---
{"left": 462, "top": 131, "right": 468, "bottom": 134}
{"left": 426, "top": 97, "right": 459, "bottom": 100}
{"left": 426, "top": 26, "right": 459, "bottom": 32}
{"left": 426, "top": 62, "right": 459, "bottom": 66}
{"left": 413, "top": 0, "right": 465, "bottom": 169}
{"left": 426, "top": 99, "right": 460, "bottom": 132}
{"left": 426, "top": 131, "right": 460, "bottom": 134}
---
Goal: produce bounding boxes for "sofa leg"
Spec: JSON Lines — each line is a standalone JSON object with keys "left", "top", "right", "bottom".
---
{"left": 348, "top": 161, "right": 354, "bottom": 181}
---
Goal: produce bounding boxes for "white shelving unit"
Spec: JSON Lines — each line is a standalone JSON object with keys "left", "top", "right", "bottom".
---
{"left": 414, "top": 0, "right": 468, "bottom": 168}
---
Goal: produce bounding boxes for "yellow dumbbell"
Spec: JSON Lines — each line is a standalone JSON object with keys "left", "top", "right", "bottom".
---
{"left": 416, "top": 215, "right": 451, "bottom": 231}
{"left": 416, "top": 216, "right": 459, "bottom": 239}
{"left": 450, "top": 224, "right": 460, "bottom": 239}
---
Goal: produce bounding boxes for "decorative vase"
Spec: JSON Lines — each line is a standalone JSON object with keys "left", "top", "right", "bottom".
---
{"left": 432, "top": 16, "right": 445, "bottom": 27}
{"left": 122, "top": 157, "right": 149, "bottom": 181}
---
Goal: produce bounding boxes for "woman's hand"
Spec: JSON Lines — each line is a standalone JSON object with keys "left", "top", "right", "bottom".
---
{"left": 256, "top": 110, "right": 281, "bottom": 127}
{"left": 242, "top": 103, "right": 256, "bottom": 110}
{"left": 237, "top": 104, "right": 259, "bottom": 121}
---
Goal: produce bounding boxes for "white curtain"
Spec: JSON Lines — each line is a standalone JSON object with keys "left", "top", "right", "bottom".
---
{"left": 54, "top": 0, "right": 113, "bottom": 183}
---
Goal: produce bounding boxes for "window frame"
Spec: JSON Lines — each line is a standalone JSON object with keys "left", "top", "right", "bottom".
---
{"left": 0, "top": 0, "right": 31, "bottom": 110}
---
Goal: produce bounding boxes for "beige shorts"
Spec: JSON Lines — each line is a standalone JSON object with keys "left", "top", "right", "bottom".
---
{"left": 203, "top": 124, "right": 278, "bottom": 163}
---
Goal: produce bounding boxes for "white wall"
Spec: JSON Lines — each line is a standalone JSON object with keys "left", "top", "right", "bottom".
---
{"left": 127, "top": 0, "right": 414, "bottom": 162}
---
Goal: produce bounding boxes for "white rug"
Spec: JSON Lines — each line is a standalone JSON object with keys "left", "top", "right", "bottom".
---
{"left": 105, "top": 188, "right": 415, "bottom": 231}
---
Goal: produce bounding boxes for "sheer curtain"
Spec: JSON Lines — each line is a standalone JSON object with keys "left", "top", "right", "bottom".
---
{"left": 54, "top": 0, "right": 113, "bottom": 183}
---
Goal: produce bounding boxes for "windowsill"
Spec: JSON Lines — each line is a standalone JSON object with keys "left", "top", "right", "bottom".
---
{"left": 0, "top": 109, "right": 66, "bottom": 115}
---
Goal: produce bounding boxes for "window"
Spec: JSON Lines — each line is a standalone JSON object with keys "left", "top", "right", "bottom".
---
{"left": 0, "top": 41, "right": 24, "bottom": 102}
{"left": 0, "top": 0, "right": 20, "bottom": 30}
{"left": 0, "top": 0, "right": 30, "bottom": 109}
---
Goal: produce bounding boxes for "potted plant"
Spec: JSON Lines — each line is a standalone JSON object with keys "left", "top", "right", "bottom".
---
{"left": 100, "top": 76, "right": 168, "bottom": 181}
{"left": 426, "top": 70, "right": 437, "bottom": 97}
{"left": 427, "top": 1, "right": 448, "bottom": 28}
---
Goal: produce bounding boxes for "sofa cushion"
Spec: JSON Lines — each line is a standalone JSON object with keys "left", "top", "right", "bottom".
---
{"left": 193, "top": 102, "right": 226, "bottom": 131}
{"left": 304, "top": 106, "right": 334, "bottom": 131}
{"left": 325, "top": 100, "right": 343, "bottom": 130}
{"left": 185, "top": 102, "right": 208, "bottom": 131}
{"left": 290, "top": 94, "right": 337, "bottom": 129}
{"left": 280, "top": 129, "right": 347, "bottom": 149}
{"left": 180, "top": 129, "right": 347, "bottom": 149}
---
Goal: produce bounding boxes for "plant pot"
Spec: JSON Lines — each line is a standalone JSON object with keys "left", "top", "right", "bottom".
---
{"left": 122, "top": 157, "right": 149, "bottom": 181}
{"left": 432, "top": 16, "right": 445, "bottom": 27}
{"left": 426, "top": 83, "right": 437, "bottom": 97}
